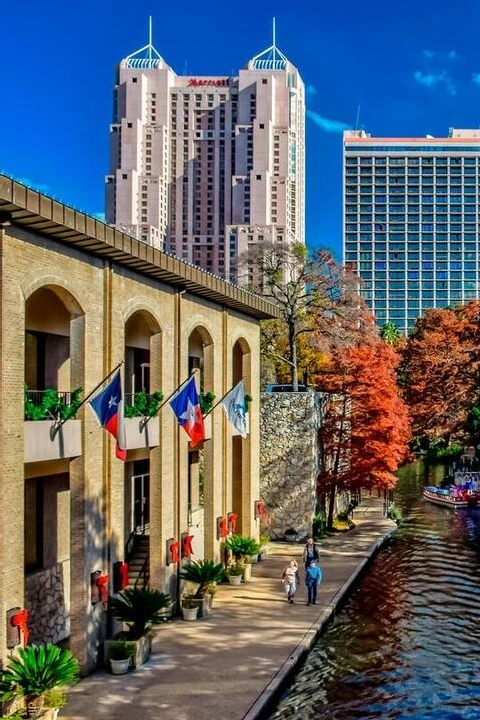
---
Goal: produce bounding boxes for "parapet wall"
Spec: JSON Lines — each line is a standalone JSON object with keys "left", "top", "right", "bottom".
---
{"left": 259, "top": 391, "right": 325, "bottom": 541}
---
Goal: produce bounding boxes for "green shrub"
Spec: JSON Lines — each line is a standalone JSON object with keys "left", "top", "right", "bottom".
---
{"left": 0, "top": 643, "right": 79, "bottom": 704}
{"left": 199, "top": 392, "right": 216, "bottom": 415}
{"left": 226, "top": 563, "right": 244, "bottom": 577}
{"left": 108, "top": 641, "right": 135, "bottom": 662}
{"left": 224, "top": 534, "right": 260, "bottom": 562}
{"left": 24, "top": 386, "right": 83, "bottom": 421}
{"left": 312, "top": 512, "right": 327, "bottom": 540}
{"left": 179, "top": 559, "right": 224, "bottom": 597}
{"left": 387, "top": 504, "right": 403, "bottom": 522}
{"left": 44, "top": 687, "right": 67, "bottom": 709}
{"left": 108, "top": 587, "right": 171, "bottom": 639}
{"left": 124, "top": 391, "right": 163, "bottom": 418}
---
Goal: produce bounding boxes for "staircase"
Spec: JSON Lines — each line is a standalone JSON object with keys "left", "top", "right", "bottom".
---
{"left": 126, "top": 534, "right": 150, "bottom": 589}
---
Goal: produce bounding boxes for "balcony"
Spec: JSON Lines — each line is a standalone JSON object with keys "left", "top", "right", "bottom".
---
{"left": 24, "top": 390, "right": 82, "bottom": 463}
{"left": 124, "top": 416, "right": 160, "bottom": 450}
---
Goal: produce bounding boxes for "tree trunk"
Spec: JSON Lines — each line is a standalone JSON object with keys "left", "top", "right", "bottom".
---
{"left": 327, "top": 484, "right": 336, "bottom": 530}
{"left": 288, "top": 319, "right": 298, "bottom": 391}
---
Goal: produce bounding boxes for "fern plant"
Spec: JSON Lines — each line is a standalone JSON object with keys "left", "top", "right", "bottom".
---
{"left": 108, "top": 587, "right": 171, "bottom": 639}
{"left": 224, "top": 534, "right": 260, "bottom": 563}
{"left": 0, "top": 643, "right": 79, "bottom": 705}
{"left": 179, "top": 559, "right": 224, "bottom": 597}
{"left": 199, "top": 392, "right": 216, "bottom": 416}
{"left": 124, "top": 391, "right": 164, "bottom": 418}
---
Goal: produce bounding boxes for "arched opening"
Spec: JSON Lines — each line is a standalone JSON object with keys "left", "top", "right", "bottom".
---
{"left": 24, "top": 285, "right": 84, "bottom": 646}
{"left": 124, "top": 310, "right": 162, "bottom": 544}
{"left": 187, "top": 326, "right": 214, "bottom": 560}
{"left": 231, "top": 338, "right": 252, "bottom": 534}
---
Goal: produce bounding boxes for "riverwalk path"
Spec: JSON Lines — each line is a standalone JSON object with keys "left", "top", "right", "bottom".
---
{"left": 63, "top": 495, "right": 395, "bottom": 720}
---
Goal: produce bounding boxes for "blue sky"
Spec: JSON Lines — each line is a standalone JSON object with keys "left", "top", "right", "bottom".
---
{"left": 2, "top": 0, "right": 480, "bottom": 259}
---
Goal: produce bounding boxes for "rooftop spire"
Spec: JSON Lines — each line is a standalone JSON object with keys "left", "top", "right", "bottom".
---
{"left": 123, "top": 16, "right": 167, "bottom": 69}
{"left": 249, "top": 17, "right": 289, "bottom": 71}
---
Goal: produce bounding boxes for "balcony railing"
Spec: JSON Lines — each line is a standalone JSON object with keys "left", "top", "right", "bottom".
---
{"left": 24, "top": 390, "right": 80, "bottom": 421}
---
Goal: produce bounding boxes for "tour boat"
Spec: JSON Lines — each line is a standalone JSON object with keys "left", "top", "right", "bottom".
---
{"left": 423, "top": 486, "right": 479, "bottom": 508}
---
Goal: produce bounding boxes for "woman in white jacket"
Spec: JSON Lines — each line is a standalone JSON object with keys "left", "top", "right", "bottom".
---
{"left": 282, "top": 559, "right": 300, "bottom": 604}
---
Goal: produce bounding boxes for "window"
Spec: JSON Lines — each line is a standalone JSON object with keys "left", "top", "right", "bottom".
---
{"left": 259, "top": 123, "right": 264, "bottom": 129}
{"left": 25, "top": 478, "right": 43, "bottom": 572}
{"left": 132, "top": 78, "right": 137, "bottom": 83}
{"left": 122, "top": 174, "right": 127, "bottom": 180}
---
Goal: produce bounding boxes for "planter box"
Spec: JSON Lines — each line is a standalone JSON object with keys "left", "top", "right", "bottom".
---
{"left": 24, "top": 419, "right": 82, "bottom": 463}
{"left": 190, "top": 594, "right": 212, "bottom": 618}
{"left": 104, "top": 633, "right": 152, "bottom": 669}
{"left": 124, "top": 416, "right": 159, "bottom": 450}
{"left": 203, "top": 413, "right": 212, "bottom": 441}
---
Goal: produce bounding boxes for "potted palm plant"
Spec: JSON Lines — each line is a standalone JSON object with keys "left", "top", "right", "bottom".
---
{"left": 107, "top": 587, "right": 171, "bottom": 668}
{"left": 0, "top": 643, "right": 79, "bottom": 718}
{"left": 224, "top": 535, "right": 260, "bottom": 582}
{"left": 181, "top": 594, "right": 199, "bottom": 621}
{"left": 179, "top": 559, "right": 224, "bottom": 616}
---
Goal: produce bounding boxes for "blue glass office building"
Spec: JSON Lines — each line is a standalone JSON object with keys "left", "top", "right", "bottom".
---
{"left": 343, "top": 129, "right": 480, "bottom": 333}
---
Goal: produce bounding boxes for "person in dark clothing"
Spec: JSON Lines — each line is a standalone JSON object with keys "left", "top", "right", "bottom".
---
{"left": 303, "top": 537, "right": 319, "bottom": 568}
{"left": 305, "top": 559, "right": 322, "bottom": 605}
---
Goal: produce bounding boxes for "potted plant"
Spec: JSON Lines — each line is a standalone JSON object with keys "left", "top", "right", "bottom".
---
{"left": 0, "top": 643, "right": 79, "bottom": 718}
{"left": 224, "top": 534, "right": 260, "bottom": 565}
{"left": 258, "top": 534, "right": 270, "bottom": 561}
{"left": 179, "top": 559, "right": 224, "bottom": 616}
{"left": 226, "top": 563, "right": 244, "bottom": 586}
{"left": 43, "top": 688, "right": 67, "bottom": 718}
{"left": 107, "top": 587, "right": 171, "bottom": 668}
{"left": 107, "top": 641, "right": 135, "bottom": 675}
{"left": 181, "top": 594, "right": 199, "bottom": 621}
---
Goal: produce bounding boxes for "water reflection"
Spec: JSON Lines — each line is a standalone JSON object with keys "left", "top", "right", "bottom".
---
{"left": 270, "top": 462, "right": 480, "bottom": 720}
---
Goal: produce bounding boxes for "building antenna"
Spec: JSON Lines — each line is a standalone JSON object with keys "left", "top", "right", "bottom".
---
{"left": 273, "top": 16, "right": 276, "bottom": 48}
{"left": 148, "top": 16, "right": 153, "bottom": 61}
{"left": 355, "top": 104, "right": 361, "bottom": 130}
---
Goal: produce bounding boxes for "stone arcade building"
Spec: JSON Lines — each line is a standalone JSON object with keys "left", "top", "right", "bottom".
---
{"left": 0, "top": 175, "right": 277, "bottom": 671}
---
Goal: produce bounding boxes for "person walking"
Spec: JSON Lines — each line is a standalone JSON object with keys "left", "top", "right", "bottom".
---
{"left": 303, "top": 537, "right": 319, "bottom": 569}
{"left": 282, "top": 559, "right": 300, "bottom": 604}
{"left": 305, "top": 559, "right": 322, "bottom": 606}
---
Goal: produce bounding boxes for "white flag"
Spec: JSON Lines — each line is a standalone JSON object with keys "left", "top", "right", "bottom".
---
{"left": 221, "top": 380, "right": 248, "bottom": 438}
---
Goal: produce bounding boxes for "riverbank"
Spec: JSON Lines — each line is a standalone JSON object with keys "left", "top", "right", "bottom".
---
{"left": 63, "top": 494, "right": 395, "bottom": 720}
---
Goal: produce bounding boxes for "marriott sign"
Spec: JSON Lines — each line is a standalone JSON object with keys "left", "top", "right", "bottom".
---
{"left": 187, "top": 78, "right": 233, "bottom": 87}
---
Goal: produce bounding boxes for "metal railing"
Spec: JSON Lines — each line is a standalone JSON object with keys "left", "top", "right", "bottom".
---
{"left": 24, "top": 390, "right": 77, "bottom": 421}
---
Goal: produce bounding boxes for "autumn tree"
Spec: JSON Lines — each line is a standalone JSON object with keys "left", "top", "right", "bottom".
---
{"left": 240, "top": 241, "right": 376, "bottom": 389}
{"left": 316, "top": 342, "right": 411, "bottom": 529}
{"left": 403, "top": 307, "right": 480, "bottom": 447}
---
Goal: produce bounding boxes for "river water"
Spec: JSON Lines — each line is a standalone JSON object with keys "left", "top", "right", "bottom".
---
{"left": 270, "top": 462, "right": 480, "bottom": 720}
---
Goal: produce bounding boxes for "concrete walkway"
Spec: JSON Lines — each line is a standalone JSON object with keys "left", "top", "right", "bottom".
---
{"left": 63, "top": 495, "right": 395, "bottom": 720}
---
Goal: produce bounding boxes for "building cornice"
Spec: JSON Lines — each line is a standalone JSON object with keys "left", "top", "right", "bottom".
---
{"left": 0, "top": 175, "right": 280, "bottom": 321}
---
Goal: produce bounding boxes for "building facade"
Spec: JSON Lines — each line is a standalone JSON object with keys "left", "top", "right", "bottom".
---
{"left": 0, "top": 175, "right": 277, "bottom": 671}
{"left": 105, "top": 27, "right": 305, "bottom": 283}
{"left": 343, "top": 128, "right": 480, "bottom": 333}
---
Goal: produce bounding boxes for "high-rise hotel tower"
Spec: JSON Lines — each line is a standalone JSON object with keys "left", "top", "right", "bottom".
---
{"left": 343, "top": 128, "right": 480, "bottom": 333}
{"left": 105, "top": 21, "right": 305, "bottom": 282}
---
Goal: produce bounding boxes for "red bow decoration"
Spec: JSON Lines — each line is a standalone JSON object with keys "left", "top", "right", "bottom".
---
{"left": 169, "top": 540, "right": 180, "bottom": 564}
{"left": 255, "top": 501, "right": 268, "bottom": 523}
{"left": 227, "top": 512, "right": 238, "bottom": 533}
{"left": 182, "top": 534, "right": 194, "bottom": 558}
{"left": 119, "top": 562, "right": 129, "bottom": 590}
{"left": 11, "top": 609, "right": 29, "bottom": 645}
{"left": 96, "top": 575, "right": 109, "bottom": 606}
{"left": 219, "top": 517, "right": 228, "bottom": 538}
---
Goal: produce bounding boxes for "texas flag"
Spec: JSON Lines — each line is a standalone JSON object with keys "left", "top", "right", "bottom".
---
{"left": 169, "top": 376, "right": 205, "bottom": 448}
{"left": 89, "top": 370, "right": 127, "bottom": 461}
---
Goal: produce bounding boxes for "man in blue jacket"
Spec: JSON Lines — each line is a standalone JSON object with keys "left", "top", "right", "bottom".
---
{"left": 305, "top": 559, "right": 322, "bottom": 605}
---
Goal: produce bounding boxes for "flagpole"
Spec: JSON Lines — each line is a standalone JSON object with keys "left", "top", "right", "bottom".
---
{"left": 156, "top": 368, "right": 199, "bottom": 412}
{"left": 50, "top": 360, "right": 125, "bottom": 439}
{"left": 203, "top": 377, "right": 244, "bottom": 418}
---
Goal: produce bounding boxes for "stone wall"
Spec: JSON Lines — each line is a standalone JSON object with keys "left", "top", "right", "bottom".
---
{"left": 260, "top": 392, "right": 325, "bottom": 541}
{"left": 25, "top": 563, "right": 70, "bottom": 644}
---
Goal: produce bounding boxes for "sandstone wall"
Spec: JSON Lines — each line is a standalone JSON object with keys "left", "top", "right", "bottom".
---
{"left": 260, "top": 392, "right": 325, "bottom": 541}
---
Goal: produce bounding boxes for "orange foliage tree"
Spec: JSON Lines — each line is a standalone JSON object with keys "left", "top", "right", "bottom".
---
{"left": 403, "top": 306, "right": 480, "bottom": 446}
{"left": 316, "top": 342, "right": 411, "bottom": 529}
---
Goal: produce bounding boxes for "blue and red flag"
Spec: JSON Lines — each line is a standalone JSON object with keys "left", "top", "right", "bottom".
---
{"left": 169, "top": 375, "right": 205, "bottom": 448}
{"left": 89, "top": 370, "right": 127, "bottom": 461}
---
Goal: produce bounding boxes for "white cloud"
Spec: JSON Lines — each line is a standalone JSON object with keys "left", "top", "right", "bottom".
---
{"left": 471, "top": 73, "right": 480, "bottom": 85}
{"left": 17, "top": 177, "right": 50, "bottom": 194}
{"left": 423, "top": 50, "right": 435, "bottom": 59}
{"left": 422, "top": 49, "right": 458, "bottom": 61}
{"left": 306, "top": 109, "right": 351, "bottom": 133}
{"left": 414, "top": 70, "right": 456, "bottom": 96}
{"left": 306, "top": 84, "right": 317, "bottom": 96}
